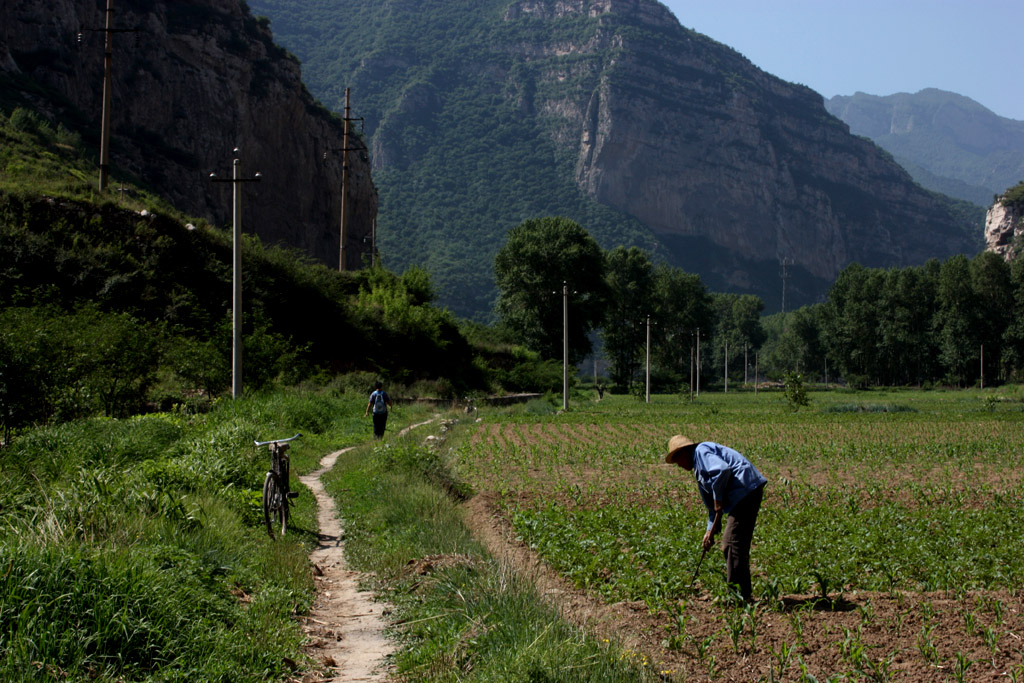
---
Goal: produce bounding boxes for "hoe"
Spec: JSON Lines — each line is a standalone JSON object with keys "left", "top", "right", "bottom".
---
{"left": 689, "top": 510, "right": 722, "bottom": 591}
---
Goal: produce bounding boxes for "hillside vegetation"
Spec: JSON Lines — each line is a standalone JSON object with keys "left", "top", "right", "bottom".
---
{"left": 249, "top": 0, "right": 657, "bottom": 319}
{"left": 0, "top": 99, "right": 567, "bottom": 440}
{"left": 826, "top": 89, "right": 1024, "bottom": 206}
{"left": 250, "top": 0, "right": 981, "bottom": 319}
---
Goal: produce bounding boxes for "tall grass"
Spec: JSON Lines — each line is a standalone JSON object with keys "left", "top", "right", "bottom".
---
{"left": 323, "top": 434, "right": 656, "bottom": 681}
{"left": 0, "top": 389, "right": 378, "bottom": 681}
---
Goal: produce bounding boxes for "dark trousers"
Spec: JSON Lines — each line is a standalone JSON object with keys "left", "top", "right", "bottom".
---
{"left": 722, "top": 484, "right": 764, "bottom": 601}
{"left": 372, "top": 412, "right": 388, "bottom": 439}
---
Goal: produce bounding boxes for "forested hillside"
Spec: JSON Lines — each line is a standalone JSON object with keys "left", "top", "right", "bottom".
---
{"left": 249, "top": 0, "right": 981, "bottom": 320}
{"left": 827, "top": 89, "right": 1024, "bottom": 206}
{"left": 0, "top": 103, "right": 500, "bottom": 438}
{"left": 249, "top": 0, "right": 658, "bottom": 318}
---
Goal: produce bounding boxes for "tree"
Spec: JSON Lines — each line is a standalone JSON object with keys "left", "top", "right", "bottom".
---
{"left": 494, "top": 217, "right": 606, "bottom": 365}
{"left": 650, "top": 264, "right": 713, "bottom": 389}
{"left": 710, "top": 293, "right": 765, "bottom": 385}
{"left": 934, "top": 255, "right": 979, "bottom": 386}
{"left": 1004, "top": 256, "right": 1024, "bottom": 380}
{"left": 602, "top": 246, "right": 654, "bottom": 390}
{"left": 823, "top": 263, "right": 885, "bottom": 386}
{"left": 969, "top": 252, "right": 1012, "bottom": 383}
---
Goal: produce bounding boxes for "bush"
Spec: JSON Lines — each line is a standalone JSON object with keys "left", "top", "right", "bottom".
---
{"left": 783, "top": 372, "right": 809, "bottom": 410}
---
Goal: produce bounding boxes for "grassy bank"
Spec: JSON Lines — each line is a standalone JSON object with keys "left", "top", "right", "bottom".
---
{"left": 323, "top": 417, "right": 654, "bottom": 681}
{"left": 0, "top": 389, "right": 411, "bottom": 682}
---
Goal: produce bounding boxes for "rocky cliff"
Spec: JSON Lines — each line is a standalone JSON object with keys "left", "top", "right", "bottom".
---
{"left": 985, "top": 199, "right": 1024, "bottom": 260}
{"left": 0, "top": 0, "right": 375, "bottom": 270}
{"left": 249, "top": 0, "right": 982, "bottom": 315}
{"left": 507, "top": 0, "right": 979, "bottom": 288}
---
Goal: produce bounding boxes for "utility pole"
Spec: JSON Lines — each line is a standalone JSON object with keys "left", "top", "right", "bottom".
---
{"left": 980, "top": 344, "right": 984, "bottom": 390}
{"left": 645, "top": 315, "right": 651, "bottom": 404}
{"left": 562, "top": 282, "right": 569, "bottom": 411}
{"left": 695, "top": 327, "right": 701, "bottom": 398}
{"left": 339, "top": 88, "right": 351, "bottom": 271}
{"left": 327, "top": 88, "right": 366, "bottom": 271}
{"left": 755, "top": 352, "right": 759, "bottom": 396}
{"left": 211, "top": 150, "right": 261, "bottom": 399}
{"left": 689, "top": 335, "right": 695, "bottom": 402}
{"left": 79, "top": 0, "right": 137, "bottom": 191}
{"left": 98, "top": 0, "right": 114, "bottom": 191}
{"left": 724, "top": 340, "right": 728, "bottom": 393}
{"left": 780, "top": 258, "right": 792, "bottom": 315}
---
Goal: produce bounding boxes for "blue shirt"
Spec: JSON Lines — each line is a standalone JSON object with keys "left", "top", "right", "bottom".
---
{"left": 692, "top": 442, "right": 767, "bottom": 530}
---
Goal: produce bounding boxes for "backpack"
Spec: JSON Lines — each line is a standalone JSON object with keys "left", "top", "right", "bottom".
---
{"left": 372, "top": 390, "right": 387, "bottom": 414}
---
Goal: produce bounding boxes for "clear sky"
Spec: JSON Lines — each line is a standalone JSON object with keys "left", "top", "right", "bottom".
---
{"left": 660, "top": 0, "right": 1024, "bottom": 121}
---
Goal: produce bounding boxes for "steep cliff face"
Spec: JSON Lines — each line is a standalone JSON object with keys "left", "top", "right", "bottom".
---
{"left": 249, "top": 0, "right": 981, "bottom": 315}
{"left": 504, "top": 0, "right": 979, "bottom": 287}
{"left": 985, "top": 202, "right": 1024, "bottom": 260}
{"left": 0, "top": 0, "right": 375, "bottom": 270}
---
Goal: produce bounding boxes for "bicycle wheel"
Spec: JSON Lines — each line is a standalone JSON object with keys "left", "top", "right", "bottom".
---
{"left": 262, "top": 472, "right": 286, "bottom": 539}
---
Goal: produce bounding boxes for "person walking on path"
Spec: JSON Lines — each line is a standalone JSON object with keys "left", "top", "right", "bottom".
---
{"left": 666, "top": 435, "right": 767, "bottom": 602}
{"left": 364, "top": 381, "right": 392, "bottom": 440}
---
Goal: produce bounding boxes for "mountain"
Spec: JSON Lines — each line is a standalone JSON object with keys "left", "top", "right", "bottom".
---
{"left": 826, "top": 89, "right": 1024, "bottom": 207}
{"left": 248, "top": 0, "right": 981, "bottom": 319}
{"left": 0, "top": 0, "right": 376, "bottom": 270}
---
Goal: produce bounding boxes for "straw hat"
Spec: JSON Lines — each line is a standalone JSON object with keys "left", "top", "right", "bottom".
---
{"left": 665, "top": 435, "right": 697, "bottom": 464}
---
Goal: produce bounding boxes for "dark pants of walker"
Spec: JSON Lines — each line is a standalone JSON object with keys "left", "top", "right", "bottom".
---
{"left": 372, "top": 412, "right": 388, "bottom": 439}
{"left": 722, "top": 484, "right": 764, "bottom": 601}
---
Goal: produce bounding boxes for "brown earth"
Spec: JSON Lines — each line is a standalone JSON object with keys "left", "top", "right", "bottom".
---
{"left": 294, "top": 448, "right": 395, "bottom": 682}
{"left": 463, "top": 493, "right": 1024, "bottom": 681}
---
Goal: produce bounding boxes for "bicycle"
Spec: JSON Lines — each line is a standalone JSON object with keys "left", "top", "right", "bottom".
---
{"left": 254, "top": 433, "right": 301, "bottom": 539}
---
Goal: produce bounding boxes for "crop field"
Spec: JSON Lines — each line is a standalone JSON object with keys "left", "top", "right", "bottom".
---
{"left": 449, "top": 390, "right": 1024, "bottom": 681}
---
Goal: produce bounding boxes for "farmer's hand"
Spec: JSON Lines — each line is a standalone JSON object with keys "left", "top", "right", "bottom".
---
{"left": 702, "top": 528, "right": 715, "bottom": 550}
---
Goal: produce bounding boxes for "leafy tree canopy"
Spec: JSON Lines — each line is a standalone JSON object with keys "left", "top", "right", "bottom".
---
{"left": 494, "top": 217, "right": 606, "bottom": 365}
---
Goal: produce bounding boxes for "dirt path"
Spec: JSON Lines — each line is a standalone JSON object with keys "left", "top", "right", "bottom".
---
{"left": 297, "top": 448, "right": 394, "bottom": 682}
{"left": 296, "top": 418, "right": 439, "bottom": 682}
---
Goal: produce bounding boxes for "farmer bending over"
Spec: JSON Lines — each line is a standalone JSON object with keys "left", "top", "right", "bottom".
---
{"left": 666, "top": 435, "right": 767, "bottom": 603}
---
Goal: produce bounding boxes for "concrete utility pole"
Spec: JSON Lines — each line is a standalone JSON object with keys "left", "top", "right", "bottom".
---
{"left": 98, "top": 0, "right": 114, "bottom": 190}
{"left": 326, "top": 88, "right": 367, "bottom": 271}
{"left": 695, "top": 327, "right": 701, "bottom": 398}
{"left": 980, "top": 344, "right": 984, "bottom": 390}
{"left": 211, "top": 150, "right": 261, "bottom": 399}
{"left": 724, "top": 340, "right": 728, "bottom": 393}
{"left": 755, "top": 352, "right": 759, "bottom": 396}
{"left": 339, "top": 88, "right": 351, "bottom": 271}
{"left": 689, "top": 335, "right": 695, "bottom": 402}
{"left": 80, "top": 0, "right": 138, "bottom": 190}
{"left": 562, "top": 282, "right": 569, "bottom": 411}
{"left": 645, "top": 315, "right": 651, "bottom": 404}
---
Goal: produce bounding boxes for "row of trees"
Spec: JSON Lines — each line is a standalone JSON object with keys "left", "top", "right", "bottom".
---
{"left": 494, "top": 217, "right": 766, "bottom": 392}
{"left": 494, "top": 217, "right": 1024, "bottom": 392}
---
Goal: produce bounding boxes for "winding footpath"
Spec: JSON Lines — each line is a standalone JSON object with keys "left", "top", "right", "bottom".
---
{"left": 297, "top": 448, "right": 394, "bottom": 682}
{"left": 296, "top": 419, "right": 437, "bottom": 682}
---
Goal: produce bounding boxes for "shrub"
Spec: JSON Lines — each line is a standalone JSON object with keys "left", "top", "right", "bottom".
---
{"left": 784, "top": 372, "right": 809, "bottom": 410}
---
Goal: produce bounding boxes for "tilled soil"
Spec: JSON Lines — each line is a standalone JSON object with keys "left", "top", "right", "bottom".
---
{"left": 464, "top": 493, "right": 1024, "bottom": 681}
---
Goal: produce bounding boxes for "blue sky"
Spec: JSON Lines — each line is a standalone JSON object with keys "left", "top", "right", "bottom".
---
{"left": 660, "top": 0, "right": 1024, "bottom": 121}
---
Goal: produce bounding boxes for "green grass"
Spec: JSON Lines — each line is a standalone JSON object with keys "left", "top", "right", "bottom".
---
{"left": 323, "top": 428, "right": 656, "bottom": 681}
{"left": 0, "top": 388, "right": 397, "bottom": 682}
{"left": 445, "top": 389, "right": 1024, "bottom": 610}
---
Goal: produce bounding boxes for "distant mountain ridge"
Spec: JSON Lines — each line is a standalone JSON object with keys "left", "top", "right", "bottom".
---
{"left": 251, "top": 0, "right": 981, "bottom": 318}
{"left": 826, "top": 89, "right": 1024, "bottom": 206}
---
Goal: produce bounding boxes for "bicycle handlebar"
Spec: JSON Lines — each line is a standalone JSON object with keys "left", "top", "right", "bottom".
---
{"left": 254, "top": 433, "right": 302, "bottom": 447}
